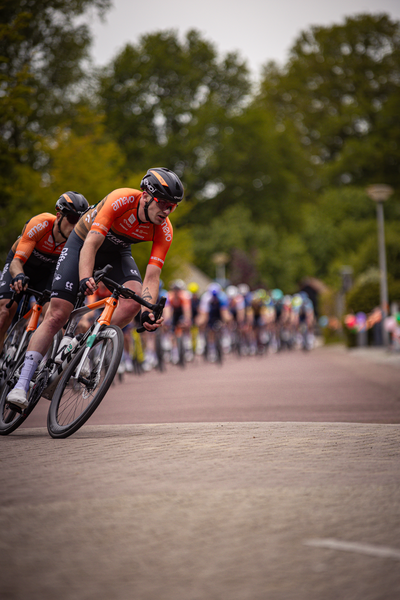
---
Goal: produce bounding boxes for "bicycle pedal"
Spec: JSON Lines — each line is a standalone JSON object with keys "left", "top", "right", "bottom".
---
{"left": 6, "top": 401, "right": 24, "bottom": 415}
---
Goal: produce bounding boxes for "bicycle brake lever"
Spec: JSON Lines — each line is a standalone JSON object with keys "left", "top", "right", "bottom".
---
{"left": 153, "top": 296, "right": 166, "bottom": 320}
{"left": 94, "top": 264, "right": 113, "bottom": 284}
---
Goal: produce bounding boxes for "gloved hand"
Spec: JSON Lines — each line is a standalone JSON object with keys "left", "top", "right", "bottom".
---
{"left": 79, "top": 277, "right": 92, "bottom": 295}
{"left": 140, "top": 310, "right": 153, "bottom": 327}
{"left": 11, "top": 274, "right": 29, "bottom": 293}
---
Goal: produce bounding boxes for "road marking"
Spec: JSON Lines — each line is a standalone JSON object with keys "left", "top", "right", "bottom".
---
{"left": 304, "top": 539, "right": 400, "bottom": 560}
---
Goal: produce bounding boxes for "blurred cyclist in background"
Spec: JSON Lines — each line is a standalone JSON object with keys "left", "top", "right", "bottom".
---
{"left": 197, "top": 283, "right": 231, "bottom": 362}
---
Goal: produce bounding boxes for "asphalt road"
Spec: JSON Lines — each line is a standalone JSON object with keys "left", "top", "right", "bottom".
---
{"left": 1, "top": 344, "right": 400, "bottom": 600}
{"left": 21, "top": 344, "right": 400, "bottom": 427}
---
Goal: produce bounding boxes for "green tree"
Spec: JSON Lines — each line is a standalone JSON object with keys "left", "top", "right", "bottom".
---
{"left": 43, "top": 110, "right": 125, "bottom": 205}
{"left": 193, "top": 206, "right": 314, "bottom": 291}
{"left": 189, "top": 103, "right": 312, "bottom": 228}
{"left": 258, "top": 13, "right": 400, "bottom": 188}
{"left": 0, "top": 0, "right": 111, "bottom": 260}
{"left": 302, "top": 186, "right": 400, "bottom": 287}
{"left": 0, "top": 0, "right": 110, "bottom": 162}
{"left": 97, "top": 29, "right": 250, "bottom": 176}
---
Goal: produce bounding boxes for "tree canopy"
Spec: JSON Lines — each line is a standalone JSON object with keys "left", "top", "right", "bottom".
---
{"left": 1, "top": 4, "right": 399, "bottom": 299}
{"left": 258, "top": 13, "right": 400, "bottom": 189}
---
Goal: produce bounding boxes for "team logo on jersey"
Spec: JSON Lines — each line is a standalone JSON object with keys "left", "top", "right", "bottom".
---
{"left": 161, "top": 221, "right": 172, "bottom": 242}
{"left": 93, "top": 222, "right": 108, "bottom": 233}
{"left": 65, "top": 281, "right": 73, "bottom": 291}
{"left": 119, "top": 213, "right": 137, "bottom": 232}
{"left": 56, "top": 247, "right": 68, "bottom": 269}
{"left": 42, "top": 234, "right": 54, "bottom": 249}
{"left": 27, "top": 220, "right": 49, "bottom": 238}
{"left": 150, "top": 256, "right": 164, "bottom": 265}
{"left": 32, "top": 249, "right": 56, "bottom": 263}
{"left": 111, "top": 195, "right": 135, "bottom": 211}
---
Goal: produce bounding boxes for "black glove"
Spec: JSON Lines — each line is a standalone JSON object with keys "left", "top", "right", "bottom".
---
{"left": 11, "top": 274, "right": 29, "bottom": 287}
{"left": 79, "top": 277, "right": 92, "bottom": 294}
{"left": 140, "top": 310, "right": 153, "bottom": 327}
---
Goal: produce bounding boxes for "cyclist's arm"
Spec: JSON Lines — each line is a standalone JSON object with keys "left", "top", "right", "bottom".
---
{"left": 196, "top": 310, "right": 208, "bottom": 327}
{"left": 9, "top": 257, "right": 25, "bottom": 280}
{"left": 140, "top": 264, "right": 163, "bottom": 331}
{"left": 9, "top": 257, "right": 27, "bottom": 293}
{"left": 79, "top": 231, "right": 105, "bottom": 294}
{"left": 179, "top": 292, "right": 192, "bottom": 326}
{"left": 221, "top": 307, "right": 233, "bottom": 324}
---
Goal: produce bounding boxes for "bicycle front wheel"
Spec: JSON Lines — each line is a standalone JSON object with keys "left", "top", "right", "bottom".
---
{"left": 47, "top": 325, "right": 123, "bottom": 438}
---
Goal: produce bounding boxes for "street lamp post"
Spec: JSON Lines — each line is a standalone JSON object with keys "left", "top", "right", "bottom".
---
{"left": 366, "top": 184, "right": 394, "bottom": 347}
{"left": 212, "top": 252, "right": 229, "bottom": 287}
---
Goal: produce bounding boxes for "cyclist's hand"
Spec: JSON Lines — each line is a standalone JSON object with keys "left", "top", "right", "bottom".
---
{"left": 79, "top": 276, "right": 97, "bottom": 296}
{"left": 10, "top": 274, "right": 29, "bottom": 294}
{"left": 140, "top": 310, "right": 164, "bottom": 332}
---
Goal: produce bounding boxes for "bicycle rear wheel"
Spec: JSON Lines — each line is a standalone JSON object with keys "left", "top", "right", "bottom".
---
{"left": 47, "top": 325, "right": 123, "bottom": 438}
{"left": 0, "top": 319, "right": 29, "bottom": 392}
{"left": 0, "top": 355, "right": 30, "bottom": 434}
{"left": 0, "top": 332, "right": 62, "bottom": 435}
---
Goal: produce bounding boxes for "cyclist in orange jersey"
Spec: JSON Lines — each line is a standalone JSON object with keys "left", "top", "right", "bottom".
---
{"left": 0, "top": 192, "right": 89, "bottom": 353}
{"left": 8, "top": 168, "right": 184, "bottom": 408}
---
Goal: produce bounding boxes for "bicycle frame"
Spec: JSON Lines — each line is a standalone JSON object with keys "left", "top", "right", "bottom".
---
{"left": 38, "top": 295, "right": 118, "bottom": 400}
{"left": 40, "top": 270, "right": 165, "bottom": 399}
{"left": 63, "top": 295, "right": 119, "bottom": 381}
{"left": 1, "top": 290, "right": 49, "bottom": 387}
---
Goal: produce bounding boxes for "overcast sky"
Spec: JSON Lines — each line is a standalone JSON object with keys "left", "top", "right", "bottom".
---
{"left": 85, "top": 0, "right": 400, "bottom": 78}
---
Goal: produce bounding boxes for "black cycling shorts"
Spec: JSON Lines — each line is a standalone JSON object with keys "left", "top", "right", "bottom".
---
{"left": 0, "top": 249, "right": 55, "bottom": 301}
{"left": 50, "top": 230, "right": 142, "bottom": 304}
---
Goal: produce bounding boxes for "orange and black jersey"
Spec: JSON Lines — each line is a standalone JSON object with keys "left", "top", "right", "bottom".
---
{"left": 74, "top": 188, "right": 173, "bottom": 269}
{"left": 11, "top": 213, "right": 65, "bottom": 268}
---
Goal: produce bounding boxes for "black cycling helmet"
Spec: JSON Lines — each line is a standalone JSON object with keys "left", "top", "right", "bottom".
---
{"left": 55, "top": 191, "right": 89, "bottom": 240}
{"left": 140, "top": 168, "right": 184, "bottom": 204}
{"left": 55, "top": 191, "right": 89, "bottom": 216}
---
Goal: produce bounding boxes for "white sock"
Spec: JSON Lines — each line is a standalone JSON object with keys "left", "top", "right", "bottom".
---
{"left": 15, "top": 351, "right": 44, "bottom": 393}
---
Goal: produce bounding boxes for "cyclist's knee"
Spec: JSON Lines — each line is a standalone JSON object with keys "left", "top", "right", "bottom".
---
{"left": 43, "top": 299, "right": 73, "bottom": 332}
{"left": 113, "top": 299, "right": 140, "bottom": 328}
{"left": 0, "top": 299, "right": 15, "bottom": 331}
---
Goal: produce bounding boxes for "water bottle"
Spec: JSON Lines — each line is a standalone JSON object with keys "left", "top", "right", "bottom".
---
{"left": 6, "top": 346, "right": 16, "bottom": 361}
{"left": 54, "top": 335, "right": 73, "bottom": 364}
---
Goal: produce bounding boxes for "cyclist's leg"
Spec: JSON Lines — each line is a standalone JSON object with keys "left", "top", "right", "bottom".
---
{"left": 112, "top": 279, "right": 142, "bottom": 328}
{"left": 0, "top": 299, "right": 18, "bottom": 352}
{"left": 97, "top": 248, "right": 143, "bottom": 328}
{"left": 0, "top": 254, "right": 18, "bottom": 352}
{"left": 6, "top": 297, "right": 74, "bottom": 406}
{"left": 6, "top": 235, "right": 81, "bottom": 407}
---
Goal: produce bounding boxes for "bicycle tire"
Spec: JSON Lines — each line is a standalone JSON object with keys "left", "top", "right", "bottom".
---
{"left": 177, "top": 335, "right": 186, "bottom": 368}
{"left": 47, "top": 325, "right": 123, "bottom": 438}
{"left": 0, "top": 332, "right": 63, "bottom": 435}
{"left": 0, "top": 354, "right": 32, "bottom": 434}
{"left": 0, "top": 319, "right": 29, "bottom": 392}
{"left": 215, "top": 334, "right": 223, "bottom": 364}
{"left": 155, "top": 331, "right": 165, "bottom": 372}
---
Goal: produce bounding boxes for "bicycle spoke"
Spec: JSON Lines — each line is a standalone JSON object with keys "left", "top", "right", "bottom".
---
{"left": 48, "top": 326, "right": 123, "bottom": 438}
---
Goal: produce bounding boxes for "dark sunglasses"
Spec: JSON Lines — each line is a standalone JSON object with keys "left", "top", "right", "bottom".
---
{"left": 65, "top": 213, "right": 81, "bottom": 224}
{"left": 152, "top": 196, "right": 176, "bottom": 211}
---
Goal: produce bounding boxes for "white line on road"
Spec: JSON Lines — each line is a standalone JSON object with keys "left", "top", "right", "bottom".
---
{"left": 304, "top": 538, "right": 400, "bottom": 560}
